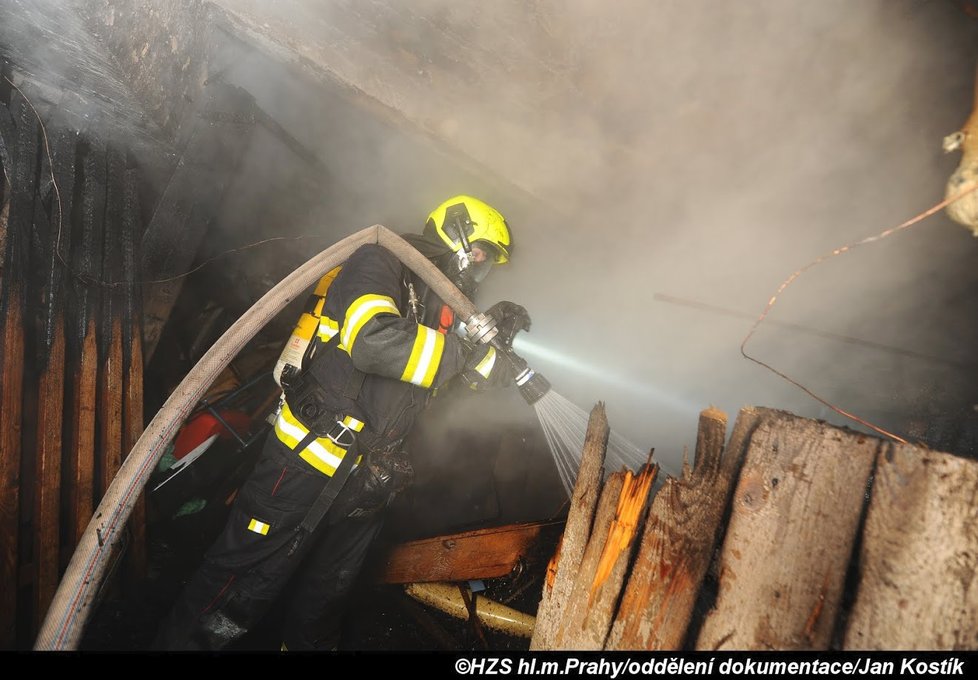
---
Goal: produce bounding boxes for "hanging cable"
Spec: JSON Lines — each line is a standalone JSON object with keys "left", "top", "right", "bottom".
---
{"left": 741, "top": 184, "right": 978, "bottom": 445}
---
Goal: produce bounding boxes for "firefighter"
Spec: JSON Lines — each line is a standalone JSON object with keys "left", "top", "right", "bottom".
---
{"left": 155, "top": 196, "right": 530, "bottom": 650}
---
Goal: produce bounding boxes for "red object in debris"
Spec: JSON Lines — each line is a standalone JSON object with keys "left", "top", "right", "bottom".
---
{"left": 172, "top": 410, "right": 252, "bottom": 461}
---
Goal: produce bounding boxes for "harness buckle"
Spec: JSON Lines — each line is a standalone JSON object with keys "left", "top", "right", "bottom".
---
{"left": 324, "top": 419, "right": 357, "bottom": 449}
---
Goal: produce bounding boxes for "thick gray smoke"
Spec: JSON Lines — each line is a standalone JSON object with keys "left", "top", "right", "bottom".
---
{"left": 208, "top": 0, "right": 978, "bottom": 471}
{"left": 9, "top": 0, "right": 975, "bottom": 477}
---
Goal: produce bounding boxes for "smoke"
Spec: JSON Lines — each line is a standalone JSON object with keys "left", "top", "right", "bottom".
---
{"left": 10, "top": 1, "right": 975, "bottom": 476}
{"left": 197, "top": 0, "right": 978, "bottom": 472}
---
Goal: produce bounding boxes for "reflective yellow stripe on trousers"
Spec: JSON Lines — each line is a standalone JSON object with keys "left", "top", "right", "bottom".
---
{"left": 274, "top": 401, "right": 364, "bottom": 476}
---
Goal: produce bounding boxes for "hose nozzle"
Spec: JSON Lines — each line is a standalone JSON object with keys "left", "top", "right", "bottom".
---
{"left": 513, "top": 365, "right": 552, "bottom": 405}
{"left": 465, "top": 311, "right": 552, "bottom": 405}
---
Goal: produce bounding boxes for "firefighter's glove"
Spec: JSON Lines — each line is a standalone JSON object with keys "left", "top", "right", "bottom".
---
{"left": 462, "top": 343, "right": 514, "bottom": 391}
{"left": 486, "top": 301, "right": 531, "bottom": 348}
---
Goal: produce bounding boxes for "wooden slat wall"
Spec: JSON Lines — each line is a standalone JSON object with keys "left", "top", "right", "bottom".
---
{"left": 0, "top": 86, "right": 147, "bottom": 646}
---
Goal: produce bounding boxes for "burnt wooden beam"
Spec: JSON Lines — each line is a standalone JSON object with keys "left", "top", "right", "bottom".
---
{"left": 121, "top": 168, "right": 146, "bottom": 578}
{"left": 843, "top": 444, "right": 978, "bottom": 649}
{"left": 695, "top": 409, "right": 880, "bottom": 651}
{"left": 32, "top": 128, "right": 76, "bottom": 628}
{"left": 607, "top": 407, "right": 746, "bottom": 650}
{"left": 63, "top": 137, "right": 104, "bottom": 549}
{"left": 530, "top": 403, "right": 608, "bottom": 650}
{"left": 96, "top": 146, "right": 125, "bottom": 501}
{"left": 141, "top": 84, "right": 256, "bottom": 362}
{"left": 0, "top": 92, "right": 38, "bottom": 646}
{"left": 379, "top": 523, "right": 547, "bottom": 585}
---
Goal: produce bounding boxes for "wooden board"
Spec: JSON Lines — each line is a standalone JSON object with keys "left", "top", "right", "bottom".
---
{"left": 379, "top": 522, "right": 547, "bottom": 584}
{"left": 843, "top": 443, "right": 978, "bottom": 650}
{"left": 121, "top": 169, "right": 147, "bottom": 578}
{"left": 607, "top": 407, "right": 745, "bottom": 650}
{"left": 552, "top": 471, "right": 626, "bottom": 649}
{"left": 32, "top": 200, "right": 66, "bottom": 627}
{"left": 695, "top": 410, "right": 879, "bottom": 650}
{"left": 0, "top": 153, "right": 20, "bottom": 649}
{"left": 64, "top": 139, "right": 104, "bottom": 548}
{"left": 1, "top": 93, "right": 37, "bottom": 644}
{"left": 97, "top": 148, "right": 125, "bottom": 500}
{"left": 530, "top": 403, "right": 608, "bottom": 650}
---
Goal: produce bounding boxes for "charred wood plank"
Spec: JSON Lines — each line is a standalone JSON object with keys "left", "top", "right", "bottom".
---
{"left": 843, "top": 444, "right": 978, "bottom": 650}
{"left": 42, "top": 129, "right": 76, "bottom": 580}
{"left": 63, "top": 138, "right": 104, "bottom": 548}
{"left": 0, "top": 102, "right": 13, "bottom": 189}
{"left": 379, "top": 523, "right": 546, "bottom": 585}
{"left": 607, "top": 407, "right": 746, "bottom": 650}
{"left": 96, "top": 147, "right": 125, "bottom": 501}
{"left": 140, "top": 84, "right": 255, "bottom": 362}
{"left": 121, "top": 169, "right": 146, "bottom": 578}
{"left": 0, "top": 92, "right": 38, "bottom": 646}
{"left": 695, "top": 410, "right": 879, "bottom": 650}
{"left": 530, "top": 403, "right": 608, "bottom": 650}
{"left": 32, "top": 128, "right": 74, "bottom": 624}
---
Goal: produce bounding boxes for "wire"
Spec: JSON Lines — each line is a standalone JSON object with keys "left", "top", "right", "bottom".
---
{"left": 2, "top": 72, "right": 332, "bottom": 290}
{"left": 4, "top": 72, "right": 64, "bottom": 268}
{"left": 740, "top": 184, "right": 978, "bottom": 445}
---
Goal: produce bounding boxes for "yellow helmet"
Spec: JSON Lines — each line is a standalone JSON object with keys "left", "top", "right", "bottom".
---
{"left": 425, "top": 195, "right": 511, "bottom": 264}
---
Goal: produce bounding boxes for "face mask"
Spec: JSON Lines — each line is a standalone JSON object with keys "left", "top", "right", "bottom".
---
{"left": 444, "top": 251, "right": 484, "bottom": 297}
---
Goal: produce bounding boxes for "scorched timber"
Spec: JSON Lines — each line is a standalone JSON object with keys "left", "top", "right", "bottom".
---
{"left": 64, "top": 138, "right": 105, "bottom": 548}
{"left": 121, "top": 169, "right": 146, "bottom": 577}
{"left": 1, "top": 93, "right": 38, "bottom": 644}
{"left": 97, "top": 147, "right": 125, "bottom": 501}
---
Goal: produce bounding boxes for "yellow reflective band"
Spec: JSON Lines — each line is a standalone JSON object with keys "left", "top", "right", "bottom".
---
{"left": 317, "top": 315, "right": 339, "bottom": 342}
{"left": 298, "top": 438, "right": 362, "bottom": 477}
{"left": 342, "top": 415, "right": 365, "bottom": 432}
{"left": 474, "top": 346, "right": 497, "bottom": 379}
{"left": 340, "top": 294, "right": 399, "bottom": 353}
{"left": 275, "top": 403, "right": 363, "bottom": 477}
{"left": 400, "top": 325, "right": 444, "bottom": 388}
{"left": 247, "top": 518, "right": 270, "bottom": 535}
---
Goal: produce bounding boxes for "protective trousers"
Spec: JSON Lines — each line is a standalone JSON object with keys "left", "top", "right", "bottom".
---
{"left": 153, "top": 433, "right": 383, "bottom": 650}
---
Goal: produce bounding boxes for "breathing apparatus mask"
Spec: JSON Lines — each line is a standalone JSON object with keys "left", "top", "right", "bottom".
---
{"left": 440, "top": 204, "right": 499, "bottom": 297}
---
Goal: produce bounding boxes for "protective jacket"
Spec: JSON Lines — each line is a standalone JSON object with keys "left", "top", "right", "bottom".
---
{"left": 274, "top": 242, "right": 469, "bottom": 478}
